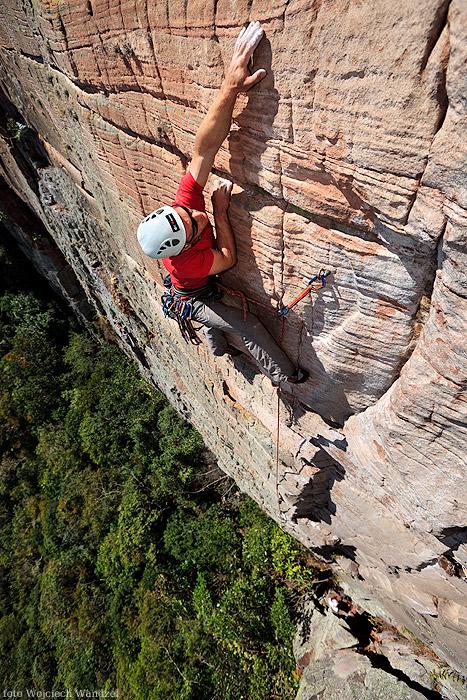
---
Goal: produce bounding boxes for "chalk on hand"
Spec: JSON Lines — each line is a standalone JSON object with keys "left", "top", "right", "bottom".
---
{"left": 235, "top": 21, "right": 264, "bottom": 53}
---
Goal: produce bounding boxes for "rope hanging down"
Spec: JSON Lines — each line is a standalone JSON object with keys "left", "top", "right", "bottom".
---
{"left": 275, "top": 387, "right": 285, "bottom": 522}
{"left": 274, "top": 268, "right": 332, "bottom": 522}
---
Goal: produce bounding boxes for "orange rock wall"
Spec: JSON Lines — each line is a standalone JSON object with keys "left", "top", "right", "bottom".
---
{"left": 0, "top": 0, "right": 465, "bottom": 673}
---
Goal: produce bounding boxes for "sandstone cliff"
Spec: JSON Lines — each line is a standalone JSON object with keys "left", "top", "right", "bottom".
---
{"left": 0, "top": 0, "right": 465, "bottom": 679}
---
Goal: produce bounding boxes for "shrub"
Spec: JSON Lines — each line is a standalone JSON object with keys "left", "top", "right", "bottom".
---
{"left": 163, "top": 504, "right": 239, "bottom": 573}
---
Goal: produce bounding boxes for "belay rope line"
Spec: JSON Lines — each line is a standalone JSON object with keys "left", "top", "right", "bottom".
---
{"left": 220, "top": 269, "right": 332, "bottom": 522}
{"left": 275, "top": 269, "right": 331, "bottom": 520}
{"left": 162, "top": 268, "right": 331, "bottom": 344}
{"left": 161, "top": 268, "right": 332, "bottom": 521}
{"left": 276, "top": 387, "right": 285, "bottom": 522}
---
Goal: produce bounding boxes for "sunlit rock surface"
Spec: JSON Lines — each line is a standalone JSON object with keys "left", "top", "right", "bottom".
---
{"left": 0, "top": 0, "right": 465, "bottom": 675}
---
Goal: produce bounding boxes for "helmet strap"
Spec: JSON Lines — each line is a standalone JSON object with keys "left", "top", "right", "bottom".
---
{"left": 174, "top": 204, "right": 199, "bottom": 240}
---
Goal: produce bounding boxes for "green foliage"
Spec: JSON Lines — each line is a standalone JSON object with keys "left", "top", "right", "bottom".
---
{"left": 271, "top": 527, "right": 317, "bottom": 586}
{"left": 6, "top": 118, "right": 29, "bottom": 141}
{"left": 115, "top": 483, "right": 153, "bottom": 570}
{"left": 430, "top": 666, "right": 467, "bottom": 690}
{"left": 0, "top": 241, "right": 316, "bottom": 698}
{"left": 163, "top": 504, "right": 239, "bottom": 573}
{"left": 0, "top": 291, "right": 66, "bottom": 426}
{"left": 210, "top": 574, "right": 270, "bottom": 648}
{"left": 271, "top": 588, "right": 295, "bottom": 643}
{"left": 192, "top": 572, "right": 213, "bottom": 622}
{"left": 240, "top": 498, "right": 274, "bottom": 571}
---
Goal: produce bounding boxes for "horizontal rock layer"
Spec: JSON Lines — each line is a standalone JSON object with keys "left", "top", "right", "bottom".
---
{"left": 0, "top": 0, "right": 465, "bottom": 676}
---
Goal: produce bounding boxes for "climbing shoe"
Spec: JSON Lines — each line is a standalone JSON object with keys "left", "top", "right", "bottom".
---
{"left": 287, "top": 368, "right": 309, "bottom": 384}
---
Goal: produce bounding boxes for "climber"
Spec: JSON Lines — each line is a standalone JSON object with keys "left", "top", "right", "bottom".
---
{"left": 137, "top": 21, "right": 308, "bottom": 387}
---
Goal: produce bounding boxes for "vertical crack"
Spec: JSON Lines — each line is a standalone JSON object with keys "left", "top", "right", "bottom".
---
{"left": 402, "top": 5, "right": 450, "bottom": 227}
{"left": 420, "top": 0, "right": 452, "bottom": 72}
{"left": 278, "top": 205, "right": 286, "bottom": 305}
{"left": 280, "top": 0, "right": 291, "bottom": 28}
{"left": 145, "top": 30, "right": 180, "bottom": 158}
{"left": 56, "top": 13, "right": 79, "bottom": 78}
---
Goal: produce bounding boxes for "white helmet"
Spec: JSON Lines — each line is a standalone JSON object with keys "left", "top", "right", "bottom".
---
{"left": 137, "top": 206, "right": 186, "bottom": 259}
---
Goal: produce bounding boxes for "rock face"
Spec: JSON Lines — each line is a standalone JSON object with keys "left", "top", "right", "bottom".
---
{"left": 0, "top": 0, "right": 465, "bottom": 676}
{"left": 293, "top": 597, "right": 467, "bottom": 700}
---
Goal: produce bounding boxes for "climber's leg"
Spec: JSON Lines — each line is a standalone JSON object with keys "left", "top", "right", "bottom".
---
{"left": 202, "top": 325, "right": 228, "bottom": 356}
{"left": 193, "top": 300, "right": 296, "bottom": 384}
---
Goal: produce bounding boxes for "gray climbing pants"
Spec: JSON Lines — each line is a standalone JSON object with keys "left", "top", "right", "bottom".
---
{"left": 191, "top": 298, "right": 295, "bottom": 385}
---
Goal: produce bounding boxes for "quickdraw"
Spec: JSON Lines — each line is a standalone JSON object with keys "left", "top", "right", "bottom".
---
{"left": 278, "top": 269, "right": 331, "bottom": 317}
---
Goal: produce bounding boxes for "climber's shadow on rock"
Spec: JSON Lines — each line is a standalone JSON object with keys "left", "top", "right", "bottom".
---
{"left": 219, "top": 35, "right": 282, "bottom": 381}
{"left": 292, "top": 278, "right": 353, "bottom": 425}
{"left": 291, "top": 448, "right": 345, "bottom": 525}
{"left": 271, "top": 271, "right": 351, "bottom": 427}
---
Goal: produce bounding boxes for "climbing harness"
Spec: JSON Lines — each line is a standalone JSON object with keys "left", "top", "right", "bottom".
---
{"left": 161, "top": 291, "right": 200, "bottom": 344}
{"left": 278, "top": 269, "right": 331, "bottom": 317}
{"left": 161, "top": 275, "right": 222, "bottom": 345}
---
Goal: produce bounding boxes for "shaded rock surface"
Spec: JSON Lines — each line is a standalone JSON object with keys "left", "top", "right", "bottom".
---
{"left": 294, "top": 597, "right": 467, "bottom": 700}
{"left": 0, "top": 0, "right": 465, "bottom": 678}
{"left": 297, "top": 649, "right": 428, "bottom": 700}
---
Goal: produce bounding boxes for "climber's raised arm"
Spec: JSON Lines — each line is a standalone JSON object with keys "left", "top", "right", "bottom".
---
{"left": 189, "top": 21, "right": 266, "bottom": 188}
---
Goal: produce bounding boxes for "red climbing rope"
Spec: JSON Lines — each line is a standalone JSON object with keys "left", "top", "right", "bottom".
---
{"left": 218, "top": 271, "right": 332, "bottom": 520}
{"left": 217, "top": 282, "right": 279, "bottom": 319}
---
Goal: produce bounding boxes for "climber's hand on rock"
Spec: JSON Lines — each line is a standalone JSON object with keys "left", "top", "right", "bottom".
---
{"left": 224, "top": 21, "right": 266, "bottom": 94}
{"left": 188, "top": 23, "right": 264, "bottom": 189}
{"left": 212, "top": 178, "right": 233, "bottom": 213}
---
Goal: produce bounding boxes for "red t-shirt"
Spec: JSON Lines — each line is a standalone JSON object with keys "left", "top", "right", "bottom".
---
{"left": 162, "top": 172, "right": 214, "bottom": 289}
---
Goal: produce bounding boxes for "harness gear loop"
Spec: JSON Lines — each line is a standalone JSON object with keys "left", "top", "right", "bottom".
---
{"left": 161, "top": 289, "right": 202, "bottom": 344}
{"left": 160, "top": 276, "right": 222, "bottom": 345}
